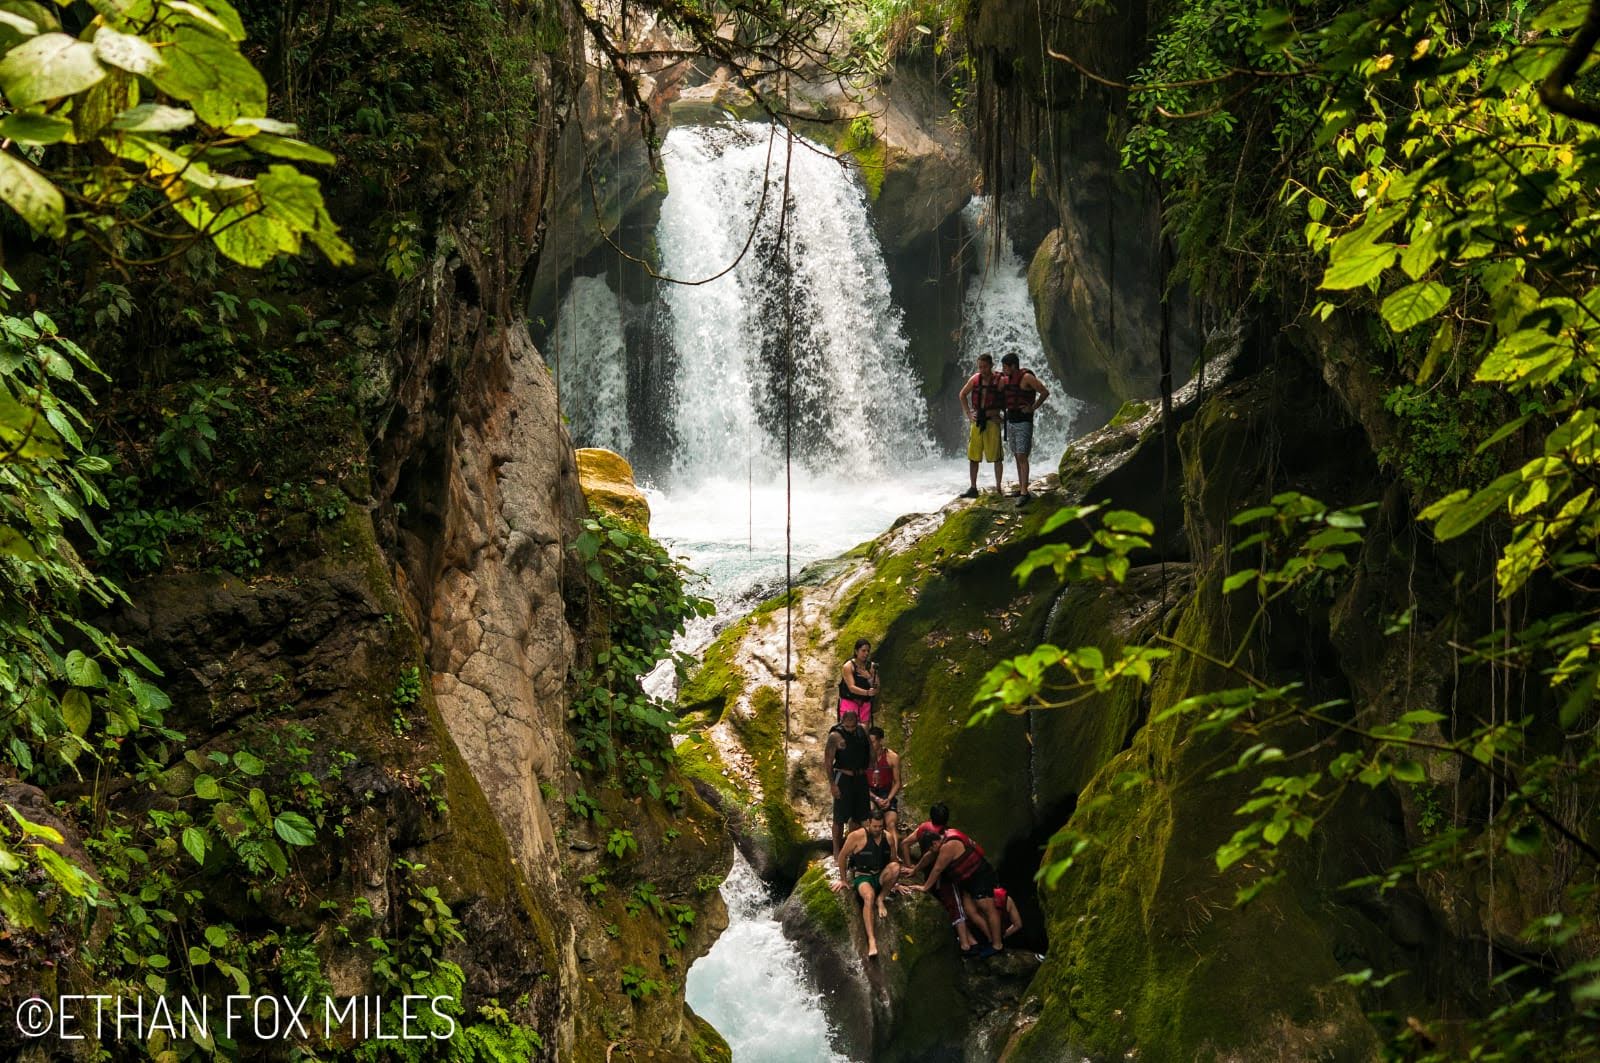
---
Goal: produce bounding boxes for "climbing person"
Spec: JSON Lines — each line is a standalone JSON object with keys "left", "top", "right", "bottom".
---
{"left": 825, "top": 707, "right": 871, "bottom": 862}
{"left": 966, "top": 883, "right": 1023, "bottom": 946}
{"left": 837, "top": 637, "right": 879, "bottom": 727}
{"left": 958, "top": 353, "right": 1004, "bottom": 498}
{"left": 829, "top": 809, "right": 902, "bottom": 959}
{"left": 908, "top": 819, "right": 979, "bottom": 954}
{"left": 908, "top": 803, "right": 1006, "bottom": 957}
{"left": 998, "top": 352, "right": 1049, "bottom": 506}
{"left": 865, "top": 726, "right": 903, "bottom": 862}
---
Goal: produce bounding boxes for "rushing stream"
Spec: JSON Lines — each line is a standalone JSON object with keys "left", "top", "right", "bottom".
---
{"left": 550, "top": 118, "right": 1079, "bottom": 1060}
{"left": 684, "top": 855, "right": 850, "bottom": 1062}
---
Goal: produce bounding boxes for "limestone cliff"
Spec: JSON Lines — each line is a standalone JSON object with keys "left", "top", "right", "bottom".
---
{"left": 24, "top": 3, "right": 737, "bottom": 1061}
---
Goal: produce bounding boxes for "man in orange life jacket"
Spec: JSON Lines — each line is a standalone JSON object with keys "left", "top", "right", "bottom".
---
{"left": 997, "top": 352, "right": 1049, "bottom": 507}
{"left": 957, "top": 353, "right": 1004, "bottom": 498}
{"left": 909, "top": 802, "right": 1006, "bottom": 957}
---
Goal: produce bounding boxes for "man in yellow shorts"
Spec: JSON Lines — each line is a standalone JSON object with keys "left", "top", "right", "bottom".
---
{"left": 958, "top": 353, "right": 1004, "bottom": 498}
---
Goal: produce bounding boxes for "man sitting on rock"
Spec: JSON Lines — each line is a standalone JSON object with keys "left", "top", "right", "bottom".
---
{"left": 908, "top": 803, "right": 1007, "bottom": 958}
{"left": 830, "top": 809, "right": 902, "bottom": 959}
{"left": 825, "top": 707, "right": 871, "bottom": 862}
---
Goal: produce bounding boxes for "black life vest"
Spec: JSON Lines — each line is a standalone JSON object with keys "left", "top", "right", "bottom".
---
{"left": 838, "top": 661, "right": 873, "bottom": 705}
{"left": 848, "top": 831, "right": 891, "bottom": 876}
{"left": 830, "top": 723, "right": 869, "bottom": 772}
{"left": 1000, "top": 368, "right": 1036, "bottom": 421}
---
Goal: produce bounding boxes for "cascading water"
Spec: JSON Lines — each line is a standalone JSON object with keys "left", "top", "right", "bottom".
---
{"left": 546, "top": 121, "right": 1088, "bottom": 1062}
{"left": 641, "top": 123, "right": 954, "bottom": 617}
{"left": 655, "top": 122, "right": 934, "bottom": 483}
{"left": 549, "top": 274, "right": 632, "bottom": 454}
{"left": 685, "top": 855, "right": 849, "bottom": 1063}
{"left": 960, "top": 198, "right": 1082, "bottom": 460}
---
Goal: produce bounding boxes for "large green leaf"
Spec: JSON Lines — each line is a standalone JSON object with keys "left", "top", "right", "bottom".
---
{"left": 0, "top": 32, "right": 104, "bottom": 106}
{"left": 92, "top": 26, "right": 161, "bottom": 76}
{"left": 1380, "top": 281, "right": 1451, "bottom": 331}
{"left": 109, "top": 102, "right": 195, "bottom": 132}
{"left": 246, "top": 132, "right": 336, "bottom": 165}
{"left": 256, "top": 165, "right": 353, "bottom": 265}
{"left": 60, "top": 689, "right": 90, "bottom": 736}
{"left": 169, "top": 0, "right": 247, "bottom": 41}
{"left": 1421, "top": 471, "right": 1522, "bottom": 540}
{"left": 0, "top": 148, "right": 64, "bottom": 235}
{"left": 148, "top": 26, "right": 265, "bottom": 126}
{"left": 1320, "top": 235, "right": 1397, "bottom": 290}
{"left": 273, "top": 811, "right": 315, "bottom": 847}
{"left": 0, "top": 111, "right": 71, "bottom": 143}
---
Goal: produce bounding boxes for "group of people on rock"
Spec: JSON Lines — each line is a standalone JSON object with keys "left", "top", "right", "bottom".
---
{"left": 821, "top": 639, "right": 1021, "bottom": 961}
{"left": 959, "top": 351, "right": 1050, "bottom": 506}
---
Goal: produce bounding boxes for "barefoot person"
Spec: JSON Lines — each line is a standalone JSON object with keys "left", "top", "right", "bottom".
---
{"left": 865, "top": 727, "right": 904, "bottom": 862}
{"left": 998, "top": 352, "right": 1048, "bottom": 506}
{"left": 830, "top": 809, "right": 902, "bottom": 959}
{"left": 825, "top": 708, "right": 871, "bottom": 862}
{"left": 838, "top": 638, "right": 879, "bottom": 727}
{"left": 958, "top": 353, "right": 1004, "bottom": 498}
{"left": 909, "top": 804, "right": 1006, "bottom": 958}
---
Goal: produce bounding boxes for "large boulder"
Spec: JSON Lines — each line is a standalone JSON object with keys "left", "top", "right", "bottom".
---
{"left": 577, "top": 447, "right": 652, "bottom": 529}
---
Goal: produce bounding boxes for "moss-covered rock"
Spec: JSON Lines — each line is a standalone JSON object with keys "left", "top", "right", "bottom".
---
{"left": 576, "top": 447, "right": 652, "bottom": 530}
{"left": 1003, "top": 578, "right": 1383, "bottom": 1061}
{"left": 779, "top": 859, "right": 1040, "bottom": 1061}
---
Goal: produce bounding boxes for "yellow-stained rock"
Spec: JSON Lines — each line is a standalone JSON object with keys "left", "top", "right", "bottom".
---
{"left": 576, "top": 447, "right": 650, "bottom": 529}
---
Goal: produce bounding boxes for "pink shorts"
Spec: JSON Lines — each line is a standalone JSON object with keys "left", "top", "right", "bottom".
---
{"left": 839, "top": 697, "right": 872, "bottom": 728}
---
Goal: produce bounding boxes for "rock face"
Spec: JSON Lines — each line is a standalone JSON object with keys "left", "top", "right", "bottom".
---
{"left": 577, "top": 447, "right": 652, "bottom": 529}
{"left": 966, "top": 0, "right": 1201, "bottom": 425}
{"left": 38, "top": 5, "right": 735, "bottom": 1062}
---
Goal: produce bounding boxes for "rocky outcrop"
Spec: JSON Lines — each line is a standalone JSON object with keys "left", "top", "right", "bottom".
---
{"left": 966, "top": 0, "right": 1200, "bottom": 426}
{"left": 779, "top": 861, "right": 1040, "bottom": 1061}
{"left": 577, "top": 447, "right": 652, "bottom": 529}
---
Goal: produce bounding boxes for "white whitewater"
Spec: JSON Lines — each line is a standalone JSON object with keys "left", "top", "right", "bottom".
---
{"left": 655, "top": 122, "right": 934, "bottom": 482}
{"left": 543, "top": 122, "right": 1089, "bottom": 1063}
{"left": 686, "top": 855, "right": 849, "bottom": 1063}
{"left": 961, "top": 198, "right": 1082, "bottom": 465}
{"left": 549, "top": 274, "right": 631, "bottom": 454}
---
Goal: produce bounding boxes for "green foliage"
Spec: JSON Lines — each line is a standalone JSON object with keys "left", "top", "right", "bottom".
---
{"left": 1377, "top": 382, "right": 1499, "bottom": 497}
{"left": 665, "top": 902, "right": 697, "bottom": 949}
{"left": 580, "top": 869, "right": 609, "bottom": 901}
{"left": 626, "top": 880, "right": 664, "bottom": 919}
{"left": 0, "top": 303, "right": 175, "bottom": 782}
{"left": 569, "top": 512, "right": 712, "bottom": 798}
{"left": 620, "top": 963, "right": 665, "bottom": 1001}
{"left": 392, "top": 664, "right": 423, "bottom": 734}
{"left": 0, "top": 0, "right": 350, "bottom": 266}
{"left": 606, "top": 827, "right": 639, "bottom": 860}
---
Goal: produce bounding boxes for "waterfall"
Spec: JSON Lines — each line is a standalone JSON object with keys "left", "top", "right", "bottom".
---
{"left": 654, "top": 122, "right": 935, "bottom": 483}
{"left": 960, "top": 198, "right": 1082, "bottom": 466}
{"left": 685, "top": 855, "right": 849, "bottom": 1062}
{"left": 549, "top": 274, "right": 631, "bottom": 454}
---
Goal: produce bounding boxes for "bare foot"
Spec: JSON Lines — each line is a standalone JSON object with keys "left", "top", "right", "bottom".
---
{"left": 877, "top": 904, "right": 888, "bottom": 919}
{"left": 867, "top": 944, "right": 878, "bottom": 959}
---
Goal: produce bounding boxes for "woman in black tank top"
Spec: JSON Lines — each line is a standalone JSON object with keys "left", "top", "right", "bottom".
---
{"left": 838, "top": 638, "right": 879, "bottom": 726}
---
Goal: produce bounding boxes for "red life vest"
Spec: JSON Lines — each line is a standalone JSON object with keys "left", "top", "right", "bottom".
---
{"left": 992, "top": 886, "right": 1016, "bottom": 932}
{"left": 969, "top": 372, "right": 1003, "bottom": 412}
{"left": 866, "top": 751, "right": 894, "bottom": 792}
{"left": 943, "top": 828, "right": 985, "bottom": 880}
{"left": 1000, "top": 368, "right": 1036, "bottom": 415}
